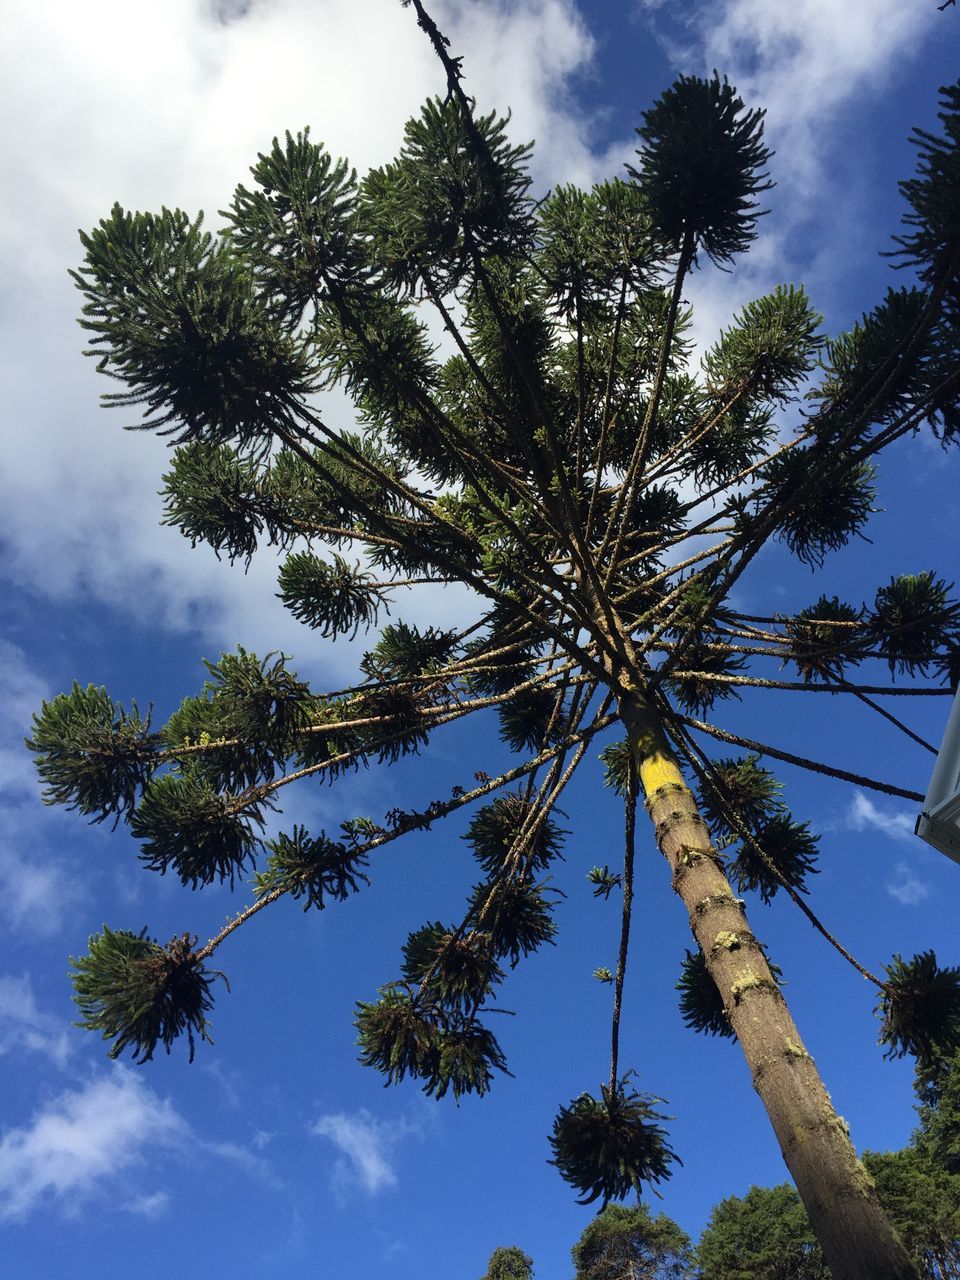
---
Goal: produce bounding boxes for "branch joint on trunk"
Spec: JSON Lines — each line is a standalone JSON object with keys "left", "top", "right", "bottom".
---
{"left": 643, "top": 781, "right": 688, "bottom": 811}
{"left": 693, "top": 893, "right": 746, "bottom": 916}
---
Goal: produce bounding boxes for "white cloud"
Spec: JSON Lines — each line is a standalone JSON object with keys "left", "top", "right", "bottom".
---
{"left": 842, "top": 792, "right": 933, "bottom": 904}
{"left": 450, "top": 0, "right": 603, "bottom": 186}
{"left": 887, "top": 862, "right": 930, "bottom": 907}
{"left": 846, "top": 790, "right": 917, "bottom": 844}
{"left": 311, "top": 1108, "right": 422, "bottom": 1196}
{"left": 0, "top": 638, "right": 93, "bottom": 935}
{"left": 696, "top": 0, "right": 935, "bottom": 193}
{"left": 0, "top": 974, "right": 71, "bottom": 1068}
{"left": 0, "top": 809, "right": 90, "bottom": 939}
{"left": 0, "top": 640, "right": 50, "bottom": 800}
{"left": 0, "top": 643, "right": 90, "bottom": 937}
{"left": 202, "top": 1059, "right": 243, "bottom": 1109}
{"left": 0, "top": 1066, "right": 277, "bottom": 1222}
{"left": 0, "top": 1069, "right": 187, "bottom": 1222}
{"left": 125, "top": 1190, "right": 172, "bottom": 1219}
{"left": 205, "top": 1138, "right": 281, "bottom": 1188}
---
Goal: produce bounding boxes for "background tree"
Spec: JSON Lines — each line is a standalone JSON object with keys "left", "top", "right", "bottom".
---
{"left": 917, "top": 1047, "right": 960, "bottom": 1178}
{"left": 481, "top": 1246, "right": 535, "bottom": 1280}
{"left": 696, "top": 1184, "right": 828, "bottom": 1280}
{"left": 862, "top": 1148, "right": 960, "bottom": 1279}
{"left": 27, "top": 1, "right": 960, "bottom": 1276}
{"left": 572, "top": 1203, "right": 695, "bottom": 1280}
{"left": 863, "top": 1034, "right": 960, "bottom": 1280}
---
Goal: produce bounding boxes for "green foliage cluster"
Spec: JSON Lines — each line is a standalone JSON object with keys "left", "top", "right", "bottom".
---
{"left": 73, "top": 205, "right": 318, "bottom": 449}
{"left": 549, "top": 1079, "right": 678, "bottom": 1205}
{"left": 878, "top": 951, "right": 960, "bottom": 1073}
{"left": 695, "top": 755, "right": 819, "bottom": 903}
{"left": 355, "top": 982, "right": 509, "bottom": 1101}
{"left": 917, "top": 1048, "right": 960, "bottom": 1177}
{"left": 676, "top": 948, "right": 735, "bottom": 1040}
{"left": 572, "top": 1202, "right": 695, "bottom": 1280}
{"left": 254, "top": 826, "right": 370, "bottom": 910}
{"left": 697, "top": 1183, "right": 830, "bottom": 1280}
{"left": 480, "top": 1246, "right": 534, "bottom": 1280}
{"left": 780, "top": 573, "right": 960, "bottom": 687}
{"left": 352, "top": 791, "right": 565, "bottom": 1101}
{"left": 870, "top": 574, "right": 959, "bottom": 677}
{"left": 629, "top": 73, "right": 772, "bottom": 266}
{"left": 71, "top": 927, "right": 223, "bottom": 1063}
{"left": 26, "top": 682, "right": 158, "bottom": 825}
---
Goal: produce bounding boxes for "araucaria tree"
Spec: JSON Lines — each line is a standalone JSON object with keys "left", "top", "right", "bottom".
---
{"left": 28, "top": 3, "right": 960, "bottom": 1277}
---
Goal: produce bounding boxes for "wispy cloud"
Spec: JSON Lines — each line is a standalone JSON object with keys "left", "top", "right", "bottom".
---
{"left": 0, "top": 974, "right": 71, "bottom": 1068}
{"left": 845, "top": 791, "right": 917, "bottom": 845}
{"left": 125, "top": 1190, "right": 172, "bottom": 1219}
{"left": 0, "top": 1069, "right": 187, "bottom": 1223}
{"left": 202, "top": 1059, "right": 243, "bottom": 1109}
{"left": 0, "top": 640, "right": 50, "bottom": 799}
{"left": 887, "top": 862, "right": 930, "bottom": 907}
{"left": 0, "top": 834, "right": 89, "bottom": 940}
{"left": 205, "top": 1138, "right": 281, "bottom": 1190}
{"left": 839, "top": 792, "right": 935, "bottom": 904}
{"left": 0, "top": 1065, "right": 279, "bottom": 1222}
{"left": 311, "top": 1108, "right": 423, "bottom": 1197}
{"left": 0, "top": 641, "right": 90, "bottom": 937}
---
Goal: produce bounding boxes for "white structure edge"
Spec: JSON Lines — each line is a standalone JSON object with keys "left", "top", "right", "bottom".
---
{"left": 916, "top": 683, "right": 960, "bottom": 866}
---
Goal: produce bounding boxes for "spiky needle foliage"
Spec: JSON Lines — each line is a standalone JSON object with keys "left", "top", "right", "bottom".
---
{"left": 677, "top": 949, "right": 734, "bottom": 1040}
{"left": 549, "top": 1079, "right": 678, "bottom": 1205}
{"left": 29, "top": 1, "right": 960, "bottom": 1260}
{"left": 878, "top": 952, "right": 960, "bottom": 1072}
{"left": 71, "top": 927, "right": 223, "bottom": 1063}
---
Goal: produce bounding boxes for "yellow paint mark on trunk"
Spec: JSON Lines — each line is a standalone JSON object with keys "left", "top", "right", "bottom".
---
{"left": 638, "top": 751, "right": 684, "bottom": 797}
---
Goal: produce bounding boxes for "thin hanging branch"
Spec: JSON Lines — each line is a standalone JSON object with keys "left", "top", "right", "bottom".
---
{"left": 819, "top": 671, "right": 938, "bottom": 754}
{"left": 609, "top": 761, "right": 638, "bottom": 1094}
{"left": 676, "top": 712, "right": 926, "bottom": 802}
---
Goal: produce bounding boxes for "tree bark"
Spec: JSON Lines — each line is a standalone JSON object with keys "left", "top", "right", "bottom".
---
{"left": 616, "top": 679, "right": 918, "bottom": 1280}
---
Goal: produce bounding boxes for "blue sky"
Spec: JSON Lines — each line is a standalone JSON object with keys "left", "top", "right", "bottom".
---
{"left": 1, "top": 1, "right": 959, "bottom": 1276}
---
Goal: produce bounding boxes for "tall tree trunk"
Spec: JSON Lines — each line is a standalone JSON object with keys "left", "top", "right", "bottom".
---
{"left": 616, "top": 681, "right": 918, "bottom": 1280}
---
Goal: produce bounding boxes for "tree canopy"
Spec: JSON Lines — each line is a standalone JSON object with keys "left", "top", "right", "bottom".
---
{"left": 696, "top": 1184, "right": 832, "bottom": 1280}
{"left": 27, "top": 1, "right": 960, "bottom": 1275}
{"left": 481, "top": 1246, "right": 535, "bottom": 1280}
{"left": 572, "top": 1202, "right": 695, "bottom": 1280}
